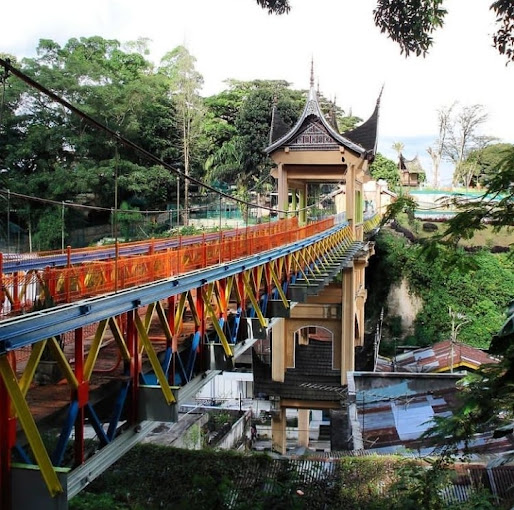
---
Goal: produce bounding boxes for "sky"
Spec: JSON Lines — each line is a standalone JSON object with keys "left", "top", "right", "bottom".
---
{"left": 2, "top": 0, "right": 513, "bottom": 185}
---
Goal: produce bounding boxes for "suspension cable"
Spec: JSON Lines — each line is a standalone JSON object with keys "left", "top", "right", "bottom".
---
{"left": 0, "top": 57, "right": 321, "bottom": 217}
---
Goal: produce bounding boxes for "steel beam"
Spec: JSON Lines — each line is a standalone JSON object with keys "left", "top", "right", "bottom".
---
{"left": 0, "top": 224, "right": 348, "bottom": 352}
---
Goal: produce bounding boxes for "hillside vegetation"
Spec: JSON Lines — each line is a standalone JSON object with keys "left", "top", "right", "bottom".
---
{"left": 70, "top": 445, "right": 501, "bottom": 509}
{"left": 368, "top": 226, "right": 514, "bottom": 349}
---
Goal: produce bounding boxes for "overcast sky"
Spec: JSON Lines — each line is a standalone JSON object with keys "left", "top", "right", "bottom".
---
{"left": 2, "top": 0, "right": 513, "bottom": 185}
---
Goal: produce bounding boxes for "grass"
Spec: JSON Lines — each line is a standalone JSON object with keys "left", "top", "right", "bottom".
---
{"left": 397, "top": 213, "right": 514, "bottom": 248}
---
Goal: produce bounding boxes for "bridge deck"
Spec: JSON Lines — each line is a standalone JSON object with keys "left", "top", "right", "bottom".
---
{"left": 0, "top": 214, "right": 381, "bottom": 507}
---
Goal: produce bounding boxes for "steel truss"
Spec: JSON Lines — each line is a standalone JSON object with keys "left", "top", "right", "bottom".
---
{"left": 0, "top": 215, "right": 379, "bottom": 505}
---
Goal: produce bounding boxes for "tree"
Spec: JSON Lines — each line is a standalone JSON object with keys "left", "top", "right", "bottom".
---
{"left": 442, "top": 104, "right": 490, "bottom": 187}
{"left": 369, "top": 153, "right": 400, "bottom": 189}
{"left": 159, "top": 46, "right": 205, "bottom": 226}
{"left": 1, "top": 38, "right": 181, "bottom": 246}
{"left": 256, "top": 1, "right": 514, "bottom": 63}
{"left": 437, "top": 147, "right": 514, "bottom": 244}
{"left": 204, "top": 80, "right": 304, "bottom": 195}
{"left": 427, "top": 104, "right": 453, "bottom": 189}
{"left": 464, "top": 142, "right": 514, "bottom": 187}
{"left": 391, "top": 141, "right": 404, "bottom": 161}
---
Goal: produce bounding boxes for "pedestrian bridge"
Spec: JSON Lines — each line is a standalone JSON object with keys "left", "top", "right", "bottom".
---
{"left": 0, "top": 213, "right": 380, "bottom": 508}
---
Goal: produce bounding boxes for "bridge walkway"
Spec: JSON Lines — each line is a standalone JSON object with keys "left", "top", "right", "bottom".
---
{"left": 0, "top": 213, "right": 380, "bottom": 508}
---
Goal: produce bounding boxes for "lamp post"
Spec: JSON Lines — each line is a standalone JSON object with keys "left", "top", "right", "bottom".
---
{"left": 61, "top": 200, "right": 73, "bottom": 253}
{"left": 61, "top": 201, "right": 65, "bottom": 253}
{"left": 176, "top": 175, "right": 180, "bottom": 229}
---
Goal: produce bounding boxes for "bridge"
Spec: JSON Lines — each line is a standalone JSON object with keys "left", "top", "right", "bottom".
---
{"left": 0, "top": 58, "right": 386, "bottom": 509}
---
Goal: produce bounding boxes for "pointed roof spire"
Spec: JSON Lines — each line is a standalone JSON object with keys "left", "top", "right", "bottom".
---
{"left": 265, "top": 61, "right": 372, "bottom": 158}
{"left": 342, "top": 85, "right": 384, "bottom": 157}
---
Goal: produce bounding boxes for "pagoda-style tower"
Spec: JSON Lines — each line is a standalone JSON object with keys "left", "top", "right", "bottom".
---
{"left": 266, "top": 64, "right": 380, "bottom": 241}
{"left": 256, "top": 67, "right": 382, "bottom": 454}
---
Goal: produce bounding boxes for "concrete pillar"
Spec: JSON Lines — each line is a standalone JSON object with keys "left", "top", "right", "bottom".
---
{"left": 299, "top": 183, "right": 307, "bottom": 225}
{"left": 354, "top": 260, "right": 367, "bottom": 347}
{"left": 299, "top": 327, "right": 309, "bottom": 345}
{"left": 298, "top": 409, "right": 310, "bottom": 448}
{"left": 277, "top": 163, "right": 288, "bottom": 219}
{"left": 291, "top": 187, "right": 297, "bottom": 214}
{"left": 341, "top": 268, "right": 355, "bottom": 385}
{"left": 346, "top": 164, "right": 355, "bottom": 235}
{"left": 272, "top": 318, "right": 286, "bottom": 382}
{"left": 271, "top": 408, "right": 287, "bottom": 454}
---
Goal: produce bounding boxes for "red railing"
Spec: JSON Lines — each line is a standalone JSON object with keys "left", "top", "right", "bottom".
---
{"left": 0, "top": 217, "right": 337, "bottom": 316}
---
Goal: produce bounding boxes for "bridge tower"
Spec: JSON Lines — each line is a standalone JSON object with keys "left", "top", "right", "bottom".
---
{"left": 260, "top": 66, "right": 381, "bottom": 453}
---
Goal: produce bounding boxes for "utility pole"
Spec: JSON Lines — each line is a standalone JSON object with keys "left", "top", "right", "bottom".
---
{"left": 449, "top": 307, "right": 469, "bottom": 373}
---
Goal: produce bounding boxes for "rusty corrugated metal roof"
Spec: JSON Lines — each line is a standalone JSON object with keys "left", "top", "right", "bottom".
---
{"left": 377, "top": 340, "right": 498, "bottom": 374}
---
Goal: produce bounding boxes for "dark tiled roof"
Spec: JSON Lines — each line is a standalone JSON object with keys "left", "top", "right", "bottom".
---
{"left": 342, "top": 91, "right": 381, "bottom": 154}
{"left": 265, "top": 85, "right": 367, "bottom": 156}
{"left": 399, "top": 154, "right": 424, "bottom": 174}
{"left": 270, "top": 108, "right": 291, "bottom": 143}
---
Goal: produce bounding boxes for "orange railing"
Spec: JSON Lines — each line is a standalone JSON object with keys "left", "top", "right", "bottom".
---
{"left": 0, "top": 217, "right": 337, "bottom": 316}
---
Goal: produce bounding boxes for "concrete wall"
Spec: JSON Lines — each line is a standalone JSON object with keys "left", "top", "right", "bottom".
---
{"left": 216, "top": 411, "right": 251, "bottom": 450}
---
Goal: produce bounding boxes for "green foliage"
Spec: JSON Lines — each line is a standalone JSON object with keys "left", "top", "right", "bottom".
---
{"left": 257, "top": 1, "right": 514, "bottom": 63}
{"left": 116, "top": 201, "right": 144, "bottom": 240}
{"left": 374, "top": 230, "right": 514, "bottom": 348}
{"left": 441, "top": 146, "right": 514, "bottom": 244}
{"left": 464, "top": 143, "right": 513, "bottom": 186}
{"left": 338, "top": 456, "right": 404, "bottom": 508}
{"left": 1, "top": 37, "right": 180, "bottom": 246}
{"left": 369, "top": 152, "right": 400, "bottom": 188}
{"left": 73, "top": 445, "right": 317, "bottom": 509}
{"left": 71, "top": 446, "right": 508, "bottom": 509}
{"left": 373, "top": 0, "right": 447, "bottom": 57}
{"left": 183, "top": 423, "right": 205, "bottom": 449}
{"left": 32, "top": 207, "right": 63, "bottom": 250}
{"left": 255, "top": 0, "right": 290, "bottom": 15}
{"left": 380, "top": 194, "right": 417, "bottom": 226}
{"left": 389, "top": 458, "right": 453, "bottom": 510}
{"left": 69, "top": 492, "right": 127, "bottom": 510}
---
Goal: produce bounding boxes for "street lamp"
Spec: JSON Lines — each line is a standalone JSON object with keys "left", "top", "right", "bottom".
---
{"left": 176, "top": 175, "right": 180, "bottom": 228}
{"left": 61, "top": 200, "right": 73, "bottom": 253}
{"left": 0, "top": 170, "right": 9, "bottom": 252}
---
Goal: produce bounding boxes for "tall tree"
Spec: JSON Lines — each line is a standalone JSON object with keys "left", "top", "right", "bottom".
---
{"left": 1, "top": 38, "right": 180, "bottom": 247}
{"left": 204, "top": 80, "right": 304, "bottom": 195}
{"left": 443, "top": 104, "right": 489, "bottom": 187}
{"left": 427, "top": 103, "right": 453, "bottom": 189}
{"left": 369, "top": 153, "right": 400, "bottom": 189}
{"left": 159, "top": 46, "right": 205, "bottom": 226}
{"left": 465, "top": 142, "right": 514, "bottom": 187}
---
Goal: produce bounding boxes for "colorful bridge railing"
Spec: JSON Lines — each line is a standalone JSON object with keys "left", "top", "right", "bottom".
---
{"left": 0, "top": 214, "right": 379, "bottom": 507}
{"left": 0, "top": 217, "right": 340, "bottom": 316}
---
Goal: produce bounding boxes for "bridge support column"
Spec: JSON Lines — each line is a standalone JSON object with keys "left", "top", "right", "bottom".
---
{"left": 271, "top": 408, "right": 287, "bottom": 455}
{"left": 298, "top": 408, "right": 310, "bottom": 448}
{"left": 0, "top": 374, "right": 12, "bottom": 510}
{"left": 276, "top": 163, "right": 289, "bottom": 219}
{"left": 298, "top": 184, "right": 307, "bottom": 226}
{"left": 271, "top": 318, "right": 286, "bottom": 382}
{"left": 342, "top": 268, "right": 355, "bottom": 385}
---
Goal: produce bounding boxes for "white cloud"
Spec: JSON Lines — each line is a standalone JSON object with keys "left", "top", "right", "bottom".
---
{"left": 2, "top": 0, "right": 513, "bottom": 158}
